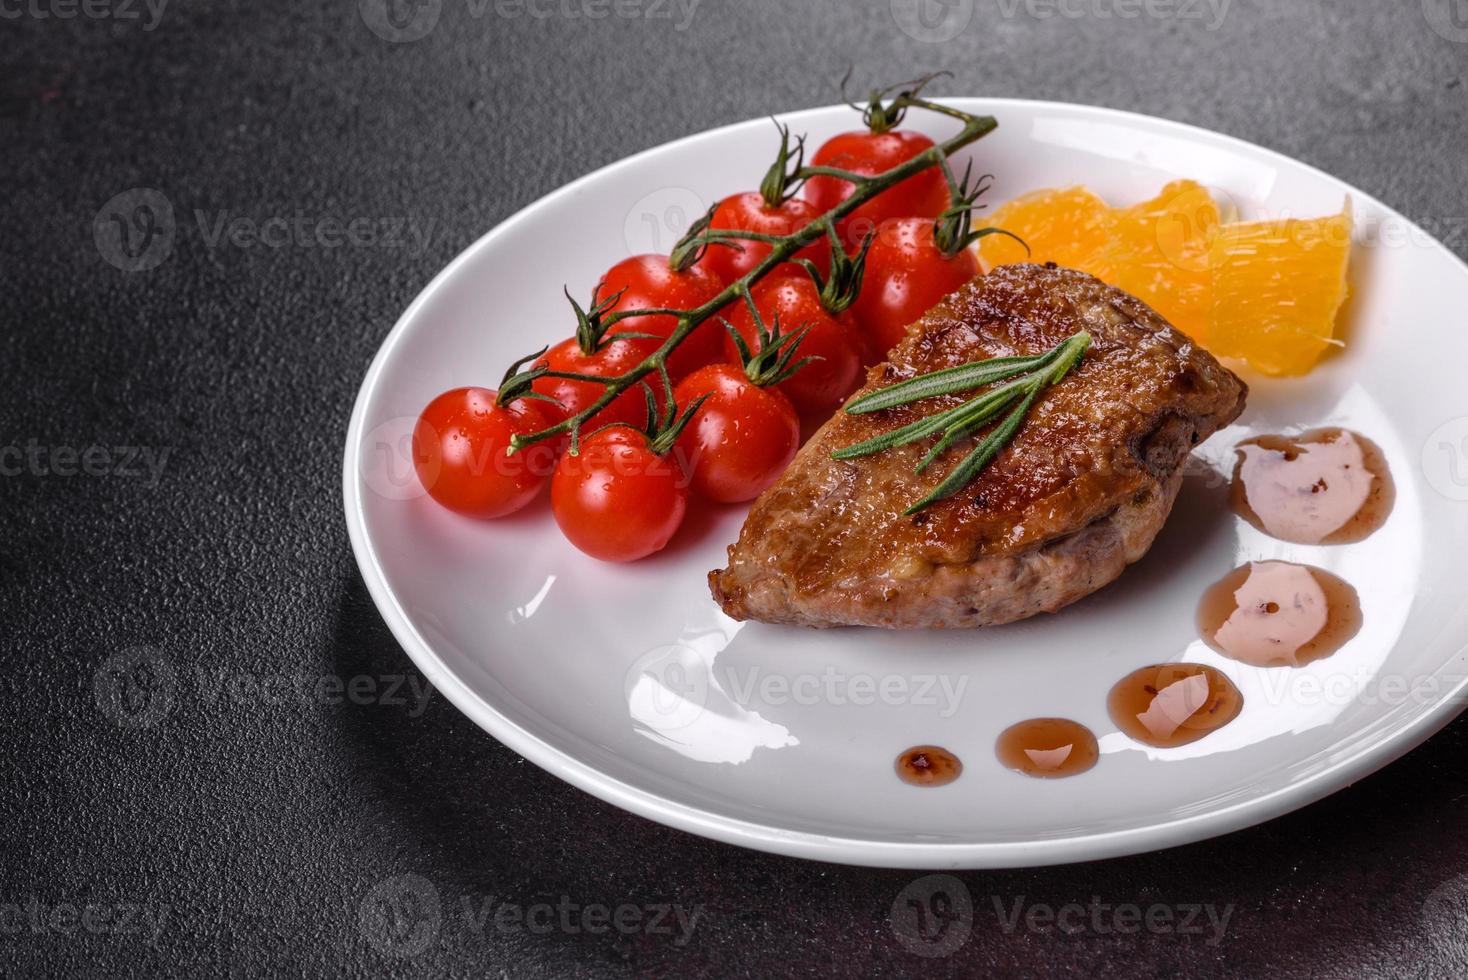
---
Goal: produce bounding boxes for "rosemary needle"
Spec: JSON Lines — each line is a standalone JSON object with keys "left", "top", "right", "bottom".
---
{"left": 830, "top": 331, "right": 1092, "bottom": 514}
{"left": 843, "top": 349, "right": 1058, "bottom": 415}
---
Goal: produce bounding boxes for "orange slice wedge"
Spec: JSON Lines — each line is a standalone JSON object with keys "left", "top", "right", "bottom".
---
{"left": 979, "top": 180, "right": 1354, "bottom": 375}
{"left": 979, "top": 186, "right": 1118, "bottom": 282}
{"left": 1206, "top": 202, "right": 1353, "bottom": 376}
{"left": 1107, "top": 180, "right": 1221, "bottom": 343}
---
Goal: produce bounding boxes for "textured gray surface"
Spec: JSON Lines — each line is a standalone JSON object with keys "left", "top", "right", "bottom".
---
{"left": 4, "top": 0, "right": 1468, "bottom": 976}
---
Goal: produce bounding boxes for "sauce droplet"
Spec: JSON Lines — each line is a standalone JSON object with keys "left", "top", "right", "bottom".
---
{"left": 1108, "top": 663, "right": 1243, "bottom": 747}
{"left": 895, "top": 745, "right": 962, "bottom": 786}
{"left": 995, "top": 719, "right": 1098, "bottom": 779}
{"left": 1231, "top": 428, "right": 1393, "bottom": 544}
{"left": 1198, "top": 561, "right": 1362, "bottom": 667}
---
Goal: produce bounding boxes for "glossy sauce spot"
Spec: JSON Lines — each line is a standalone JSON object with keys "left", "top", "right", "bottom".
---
{"left": 1231, "top": 428, "right": 1393, "bottom": 544}
{"left": 995, "top": 719, "right": 1098, "bottom": 779}
{"left": 1198, "top": 561, "right": 1362, "bottom": 667}
{"left": 895, "top": 745, "right": 963, "bottom": 786}
{"left": 1108, "top": 663, "right": 1243, "bottom": 747}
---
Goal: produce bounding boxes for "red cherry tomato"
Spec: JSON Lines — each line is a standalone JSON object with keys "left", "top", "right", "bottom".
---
{"left": 801, "top": 129, "right": 950, "bottom": 252}
{"left": 551, "top": 428, "right": 689, "bottom": 562}
{"left": 532, "top": 334, "right": 658, "bottom": 432}
{"left": 692, "top": 191, "right": 830, "bottom": 286}
{"left": 413, "top": 387, "right": 558, "bottom": 518}
{"left": 723, "top": 275, "right": 865, "bottom": 417}
{"left": 673, "top": 364, "right": 800, "bottom": 503}
{"left": 599, "top": 254, "right": 726, "bottom": 380}
{"left": 851, "top": 217, "right": 981, "bottom": 358}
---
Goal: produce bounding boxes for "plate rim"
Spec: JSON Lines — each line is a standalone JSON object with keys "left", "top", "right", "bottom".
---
{"left": 342, "top": 97, "right": 1468, "bottom": 869}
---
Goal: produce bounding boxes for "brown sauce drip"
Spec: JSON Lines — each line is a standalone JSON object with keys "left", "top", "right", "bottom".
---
{"left": 895, "top": 745, "right": 963, "bottom": 786}
{"left": 1230, "top": 428, "right": 1394, "bottom": 544}
{"left": 995, "top": 719, "right": 1098, "bottom": 779}
{"left": 1198, "top": 561, "right": 1363, "bottom": 667}
{"left": 1108, "top": 663, "right": 1244, "bottom": 747}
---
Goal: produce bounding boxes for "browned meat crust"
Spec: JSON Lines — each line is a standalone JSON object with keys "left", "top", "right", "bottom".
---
{"left": 709, "top": 263, "right": 1247, "bottom": 629}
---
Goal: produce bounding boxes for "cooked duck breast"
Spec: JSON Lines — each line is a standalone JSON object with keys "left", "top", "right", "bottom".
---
{"left": 709, "top": 263, "right": 1248, "bottom": 629}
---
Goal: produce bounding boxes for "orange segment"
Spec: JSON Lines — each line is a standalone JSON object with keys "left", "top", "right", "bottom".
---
{"left": 1108, "top": 180, "right": 1220, "bottom": 343}
{"left": 978, "top": 180, "right": 1353, "bottom": 376}
{"left": 1207, "top": 202, "right": 1353, "bottom": 376}
{"left": 979, "top": 186, "right": 1117, "bottom": 281}
{"left": 980, "top": 181, "right": 1220, "bottom": 343}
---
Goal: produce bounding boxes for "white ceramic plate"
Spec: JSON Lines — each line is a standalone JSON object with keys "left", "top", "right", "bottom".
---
{"left": 343, "top": 99, "right": 1468, "bottom": 868}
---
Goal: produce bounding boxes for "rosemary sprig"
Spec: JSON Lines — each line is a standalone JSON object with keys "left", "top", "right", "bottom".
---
{"left": 829, "top": 332, "right": 1092, "bottom": 515}
{"left": 504, "top": 82, "right": 1002, "bottom": 455}
{"left": 843, "top": 346, "right": 1064, "bottom": 415}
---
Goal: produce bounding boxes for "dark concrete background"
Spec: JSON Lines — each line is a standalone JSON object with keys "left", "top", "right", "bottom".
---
{"left": 5, "top": 0, "right": 1468, "bottom": 975}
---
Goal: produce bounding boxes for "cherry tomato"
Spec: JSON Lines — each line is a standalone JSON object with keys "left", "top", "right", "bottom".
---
{"left": 413, "top": 387, "right": 558, "bottom": 518}
{"left": 551, "top": 428, "right": 689, "bottom": 562}
{"left": 673, "top": 363, "right": 800, "bottom": 503}
{"left": 532, "top": 334, "right": 658, "bottom": 432}
{"left": 692, "top": 191, "right": 830, "bottom": 286}
{"left": 801, "top": 129, "right": 950, "bottom": 252}
{"left": 851, "top": 217, "right": 981, "bottom": 358}
{"left": 599, "top": 254, "right": 726, "bottom": 380}
{"left": 723, "top": 274, "right": 865, "bottom": 417}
